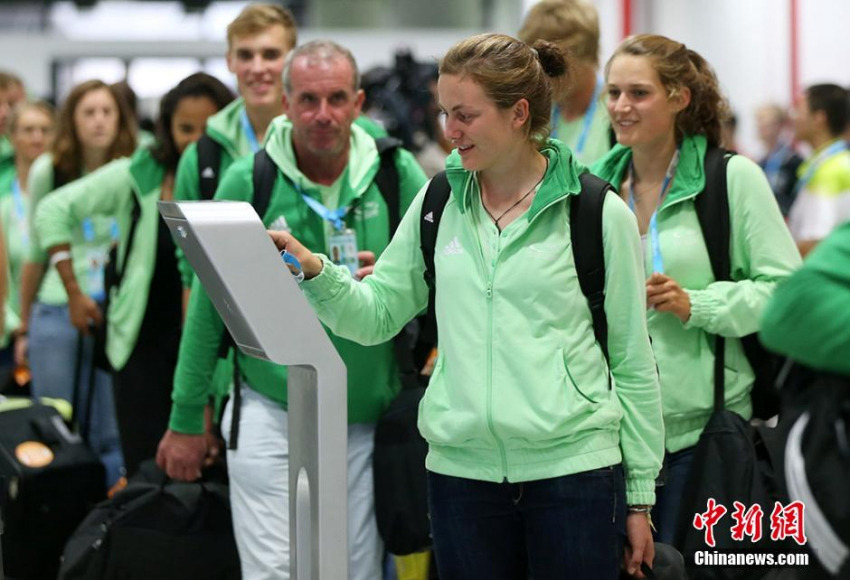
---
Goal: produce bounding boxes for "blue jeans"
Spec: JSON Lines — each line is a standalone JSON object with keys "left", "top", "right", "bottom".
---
{"left": 652, "top": 446, "right": 696, "bottom": 544}
{"left": 428, "top": 465, "right": 626, "bottom": 580}
{"left": 28, "top": 302, "right": 124, "bottom": 487}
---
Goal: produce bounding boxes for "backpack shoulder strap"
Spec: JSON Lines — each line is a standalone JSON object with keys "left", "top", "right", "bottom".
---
{"left": 419, "top": 171, "right": 451, "bottom": 345}
{"left": 694, "top": 146, "right": 734, "bottom": 411}
{"left": 251, "top": 148, "right": 277, "bottom": 220}
{"left": 197, "top": 134, "right": 222, "bottom": 201}
{"left": 373, "top": 136, "right": 403, "bottom": 235}
{"left": 572, "top": 172, "right": 613, "bottom": 368}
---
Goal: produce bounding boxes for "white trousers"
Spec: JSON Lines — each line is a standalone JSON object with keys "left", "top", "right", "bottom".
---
{"left": 222, "top": 386, "right": 383, "bottom": 580}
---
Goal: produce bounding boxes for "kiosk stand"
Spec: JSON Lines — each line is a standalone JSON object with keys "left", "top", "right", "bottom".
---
{"left": 159, "top": 200, "right": 347, "bottom": 580}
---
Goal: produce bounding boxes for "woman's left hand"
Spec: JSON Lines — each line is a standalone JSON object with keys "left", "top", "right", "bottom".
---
{"left": 646, "top": 273, "right": 691, "bottom": 322}
{"left": 624, "top": 512, "right": 655, "bottom": 578}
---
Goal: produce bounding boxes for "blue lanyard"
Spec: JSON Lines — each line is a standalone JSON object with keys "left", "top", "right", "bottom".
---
{"left": 81, "top": 218, "right": 119, "bottom": 243}
{"left": 11, "top": 178, "right": 28, "bottom": 248}
{"left": 762, "top": 143, "right": 788, "bottom": 189}
{"left": 241, "top": 109, "right": 261, "bottom": 153}
{"left": 794, "top": 140, "right": 847, "bottom": 194}
{"left": 290, "top": 179, "right": 349, "bottom": 231}
{"left": 551, "top": 76, "right": 602, "bottom": 157}
{"left": 628, "top": 150, "right": 680, "bottom": 274}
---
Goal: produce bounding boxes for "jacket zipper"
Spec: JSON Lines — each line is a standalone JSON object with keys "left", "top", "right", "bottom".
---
{"left": 466, "top": 210, "right": 509, "bottom": 478}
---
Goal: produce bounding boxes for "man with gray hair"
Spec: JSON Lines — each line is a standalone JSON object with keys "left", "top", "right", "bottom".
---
{"left": 157, "top": 40, "right": 427, "bottom": 579}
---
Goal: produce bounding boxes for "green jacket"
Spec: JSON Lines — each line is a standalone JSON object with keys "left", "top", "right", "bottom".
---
{"left": 592, "top": 135, "right": 802, "bottom": 452}
{"left": 35, "top": 147, "right": 168, "bottom": 371}
{"left": 304, "top": 139, "right": 663, "bottom": 505}
{"left": 169, "top": 117, "right": 427, "bottom": 434}
{"left": 0, "top": 136, "right": 14, "bottom": 198}
{"left": 1, "top": 173, "right": 29, "bottom": 344}
{"left": 174, "top": 98, "right": 387, "bottom": 287}
{"left": 27, "top": 153, "right": 117, "bottom": 305}
{"left": 761, "top": 221, "right": 850, "bottom": 375}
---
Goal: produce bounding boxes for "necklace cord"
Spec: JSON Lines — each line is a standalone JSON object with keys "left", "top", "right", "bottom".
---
{"left": 482, "top": 158, "right": 549, "bottom": 231}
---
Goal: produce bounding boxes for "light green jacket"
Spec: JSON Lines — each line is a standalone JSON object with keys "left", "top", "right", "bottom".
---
{"left": 761, "top": 220, "right": 850, "bottom": 375}
{"left": 169, "top": 118, "right": 426, "bottom": 434}
{"left": 0, "top": 175, "right": 29, "bottom": 344}
{"left": 27, "top": 153, "right": 116, "bottom": 305}
{"left": 35, "top": 147, "right": 167, "bottom": 370}
{"left": 592, "top": 135, "right": 802, "bottom": 452}
{"left": 304, "top": 139, "right": 664, "bottom": 505}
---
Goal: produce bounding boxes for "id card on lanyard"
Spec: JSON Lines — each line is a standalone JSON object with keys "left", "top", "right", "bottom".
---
{"left": 628, "top": 149, "right": 680, "bottom": 275}
{"left": 83, "top": 218, "right": 119, "bottom": 302}
{"left": 298, "top": 184, "right": 360, "bottom": 277}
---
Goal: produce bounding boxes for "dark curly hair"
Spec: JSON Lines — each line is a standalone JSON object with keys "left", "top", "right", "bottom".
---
{"left": 439, "top": 33, "right": 570, "bottom": 147}
{"left": 150, "top": 72, "right": 235, "bottom": 172}
{"left": 605, "top": 34, "right": 730, "bottom": 147}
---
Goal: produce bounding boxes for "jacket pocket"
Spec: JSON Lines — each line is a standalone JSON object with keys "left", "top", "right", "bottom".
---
{"left": 563, "top": 351, "right": 600, "bottom": 406}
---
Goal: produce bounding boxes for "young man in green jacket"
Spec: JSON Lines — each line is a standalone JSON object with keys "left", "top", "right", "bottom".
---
{"left": 157, "top": 41, "right": 428, "bottom": 580}
{"left": 518, "top": 0, "right": 612, "bottom": 166}
{"left": 173, "top": 3, "right": 297, "bottom": 287}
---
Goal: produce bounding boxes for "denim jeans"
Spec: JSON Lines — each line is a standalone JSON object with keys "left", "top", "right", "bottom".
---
{"left": 28, "top": 301, "right": 124, "bottom": 487}
{"left": 428, "top": 465, "right": 627, "bottom": 580}
{"left": 652, "top": 446, "right": 696, "bottom": 544}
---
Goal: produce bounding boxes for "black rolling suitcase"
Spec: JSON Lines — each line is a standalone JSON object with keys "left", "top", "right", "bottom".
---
{"left": 0, "top": 332, "right": 109, "bottom": 579}
{"left": 0, "top": 399, "right": 106, "bottom": 579}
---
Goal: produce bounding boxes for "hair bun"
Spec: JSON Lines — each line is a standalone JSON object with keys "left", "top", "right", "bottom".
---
{"left": 532, "top": 40, "right": 568, "bottom": 78}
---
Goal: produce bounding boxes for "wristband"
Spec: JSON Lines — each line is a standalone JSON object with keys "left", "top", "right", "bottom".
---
{"left": 49, "top": 250, "right": 72, "bottom": 267}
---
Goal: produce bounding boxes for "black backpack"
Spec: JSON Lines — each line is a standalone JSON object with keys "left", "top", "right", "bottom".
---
{"left": 221, "top": 136, "right": 410, "bottom": 451}
{"left": 781, "top": 373, "right": 850, "bottom": 579}
{"left": 59, "top": 460, "right": 240, "bottom": 580}
{"left": 373, "top": 169, "right": 614, "bottom": 556}
{"left": 694, "top": 147, "right": 784, "bottom": 420}
{"left": 197, "top": 133, "right": 223, "bottom": 201}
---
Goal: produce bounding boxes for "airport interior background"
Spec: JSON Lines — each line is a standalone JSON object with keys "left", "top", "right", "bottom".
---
{"left": 0, "top": 0, "right": 848, "bottom": 156}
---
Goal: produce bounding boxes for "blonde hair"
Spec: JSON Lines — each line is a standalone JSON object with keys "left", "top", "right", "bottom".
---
{"left": 440, "top": 33, "right": 569, "bottom": 146}
{"left": 8, "top": 101, "right": 55, "bottom": 134}
{"left": 227, "top": 3, "right": 297, "bottom": 51}
{"left": 518, "top": 0, "right": 600, "bottom": 66}
{"left": 606, "top": 34, "right": 730, "bottom": 146}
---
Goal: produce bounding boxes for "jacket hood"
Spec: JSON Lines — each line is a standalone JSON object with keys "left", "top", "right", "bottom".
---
{"left": 444, "top": 138, "right": 587, "bottom": 222}
{"left": 264, "top": 115, "right": 380, "bottom": 201}
{"left": 591, "top": 134, "right": 709, "bottom": 208}
{"left": 205, "top": 98, "right": 248, "bottom": 159}
{"left": 128, "top": 146, "right": 165, "bottom": 198}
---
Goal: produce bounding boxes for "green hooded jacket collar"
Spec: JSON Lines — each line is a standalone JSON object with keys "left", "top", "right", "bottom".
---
{"left": 205, "top": 98, "right": 249, "bottom": 160}
{"left": 444, "top": 138, "right": 585, "bottom": 223}
{"left": 264, "top": 115, "right": 380, "bottom": 206}
{"left": 128, "top": 146, "right": 165, "bottom": 198}
{"left": 592, "top": 134, "right": 709, "bottom": 210}
{"left": 0, "top": 136, "right": 13, "bottom": 164}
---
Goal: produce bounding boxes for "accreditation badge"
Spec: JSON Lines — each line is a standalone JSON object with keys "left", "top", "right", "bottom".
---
{"left": 328, "top": 228, "right": 359, "bottom": 277}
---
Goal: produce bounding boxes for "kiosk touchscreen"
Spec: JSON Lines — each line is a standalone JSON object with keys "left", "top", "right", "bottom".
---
{"left": 158, "top": 200, "right": 347, "bottom": 580}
